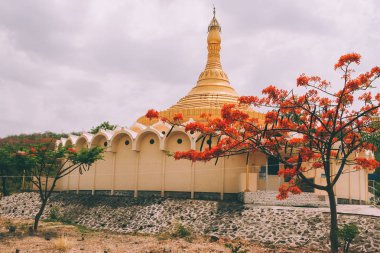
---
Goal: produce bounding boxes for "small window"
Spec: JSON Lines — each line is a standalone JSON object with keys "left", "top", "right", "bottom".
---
{"left": 149, "top": 139, "right": 155, "bottom": 144}
{"left": 206, "top": 139, "right": 212, "bottom": 145}
{"left": 162, "top": 131, "right": 166, "bottom": 135}
{"left": 177, "top": 138, "right": 183, "bottom": 144}
{"left": 104, "top": 141, "right": 108, "bottom": 147}
{"left": 190, "top": 130, "right": 194, "bottom": 135}
{"left": 125, "top": 140, "right": 130, "bottom": 146}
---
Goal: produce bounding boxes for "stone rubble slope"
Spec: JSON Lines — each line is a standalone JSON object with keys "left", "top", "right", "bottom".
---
{"left": 0, "top": 192, "right": 379, "bottom": 252}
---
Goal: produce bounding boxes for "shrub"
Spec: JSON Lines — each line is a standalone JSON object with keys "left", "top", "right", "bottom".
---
{"left": 338, "top": 223, "right": 359, "bottom": 253}
{"left": 171, "top": 222, "right": 191, "bottom": 238}
{"left": 53, "top": 235, "right": 72, "bottom": 252}
{"left": 49, "top": 206, "right": 60, "bottom": 221}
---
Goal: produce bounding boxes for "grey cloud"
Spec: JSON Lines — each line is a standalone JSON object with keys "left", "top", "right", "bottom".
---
{"left": 0, "top": 0, "right": 379, "bottom": 137}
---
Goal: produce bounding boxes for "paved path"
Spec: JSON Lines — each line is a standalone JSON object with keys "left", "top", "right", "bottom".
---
{"left": 330, "top": 205, "right": 380, "bottom": 217}
{"left": 256, "top": 205, "right": 380, "bottom": 217}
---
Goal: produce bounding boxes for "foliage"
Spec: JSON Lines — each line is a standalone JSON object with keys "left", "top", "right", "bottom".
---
{"left": 89, "top": 121, "right": 117, "bottom": 134}
{"left": 45, "top": 210, "right": 74, "bottom": 225}
{"left": 170, "top": 222, "right": 192, "bottom": 239}
{"left": 375, "top": 182, "right": 380, "bottom": 198}
{"left": 48, "top": 206, "right": 61, "bottom": 221}
{"left": 338, "top": 223, "right": 359, "bottom": 253}
{"left": 147, "top": 53, "right": 380, "bottom": 253}
{"left": 17, "top": 143, "right": 103, "bottom": 231}
{"left": 0, "top": 131, "right": 74, "bottom": 195}
{"left": 0, "top": 131, "right": 68, "bottom": 146}
{"left": 0, "top": 143, "right": 34, "bottom": 196}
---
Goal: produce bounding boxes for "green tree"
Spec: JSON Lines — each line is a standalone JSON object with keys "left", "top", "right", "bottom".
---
{"left": 0, "top": 143, "right": 31, "bottom": 196}
{"left": 89, "top": 121, "right": 117, "bottom": 134}
{"left": 0, "top": 144, "right": 16, "bottom": 196}
{"left": 338, "top": 223, "right": 359, "bottom": 253}
{"left": 17, "top": 143, "right": 103, "bottom": 231}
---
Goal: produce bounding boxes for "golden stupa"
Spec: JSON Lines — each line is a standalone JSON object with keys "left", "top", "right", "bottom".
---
{"left": 138, "top": 10, "right": 263, "bottom": 125}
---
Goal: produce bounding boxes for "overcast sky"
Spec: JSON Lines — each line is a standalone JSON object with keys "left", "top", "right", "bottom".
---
{"left": 0, "top": 0, "right": 379, "bottom": 137}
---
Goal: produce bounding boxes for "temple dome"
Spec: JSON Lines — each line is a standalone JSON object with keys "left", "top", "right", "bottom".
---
{"left": 137, "top": 10, "right": 263, "bottom": 125}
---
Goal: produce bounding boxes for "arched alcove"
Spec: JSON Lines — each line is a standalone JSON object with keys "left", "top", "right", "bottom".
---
{"left": 70, "top": 136, "right": 90, "bottom": 192}
{"left": 164, "top": 131, "right": 192, "bottom": 192}
{"left": 75, "top": 137, "right": 89, "bottom": 150}
{"left": 91, "top": 133, "right": 113, "bottom": 191}
{"left": 65, "top": 139, "right": 73, "bottom": 147}
{"left": 137, "top": 132, "right": 162, "bottom": 191}
{"left": 111, "top": 133, "right": 136, "bottom": 191}
{"left": 194, "top": 136, "right": 222, "bottom": 193}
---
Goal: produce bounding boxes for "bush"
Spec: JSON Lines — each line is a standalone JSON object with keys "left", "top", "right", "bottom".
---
{"left": 49, "top": 206, "right": 60, "bottom": 221}
{"left": 171, "top": 222, "right": 191, "bottom": 238}
{"left": 46, "top": 206, "right": 73, "bottom": 225}
{"left": 338, "top": 223, "right": 359, "bottom": 253}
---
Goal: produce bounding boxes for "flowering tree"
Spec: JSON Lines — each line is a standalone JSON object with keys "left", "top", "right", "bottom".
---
{"left": 17, "top": 143, "right": 103, "bottom": 231}
{"left": 146, "top": 53, "right": 380, "bottom": 253}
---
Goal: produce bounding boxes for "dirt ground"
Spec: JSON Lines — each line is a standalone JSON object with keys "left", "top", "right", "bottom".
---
{"left": 0, "top": 218, "right": 319, "bottom": 253}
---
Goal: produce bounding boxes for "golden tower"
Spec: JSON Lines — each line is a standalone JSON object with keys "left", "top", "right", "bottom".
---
{"left": 138, "top": 9, "right": 262, "bottom": 125}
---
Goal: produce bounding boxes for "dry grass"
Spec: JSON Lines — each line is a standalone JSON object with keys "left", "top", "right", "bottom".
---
{"left": 0, "top": 217, "right": 324, "bottom": 253}
{"left": 53, "top": 235, "right": 72, "bottom": 252}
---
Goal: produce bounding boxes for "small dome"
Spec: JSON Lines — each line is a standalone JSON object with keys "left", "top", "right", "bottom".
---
{"left": 207, "top": 25, "right": 221, "bottom": 44}
{"left": 208, "top": 17, "right": 221, "bottom": 32}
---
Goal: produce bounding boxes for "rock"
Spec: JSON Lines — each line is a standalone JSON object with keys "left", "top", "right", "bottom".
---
{"left": 209, "top": 234, "right": 219, "bottom": 242}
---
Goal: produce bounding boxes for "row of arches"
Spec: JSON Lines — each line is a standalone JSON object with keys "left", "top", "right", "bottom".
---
{"left": 57, "top": 125, "right": 251, "bottom": 196}
{"left": 60, "top": 125, "right": 196, "bottom": 152}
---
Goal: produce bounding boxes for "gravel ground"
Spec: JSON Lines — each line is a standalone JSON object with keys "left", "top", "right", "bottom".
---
{"left": 0, "top": 218, "right": 316, "bottom": 253}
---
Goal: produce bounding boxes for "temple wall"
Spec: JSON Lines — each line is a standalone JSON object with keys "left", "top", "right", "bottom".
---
{"left": 224, "top": 155, "right": 246, "bottom": 192}
{"left": 137, "top": 133, "right": 162, "bottom": 191}
{"left": 164, "top": 132, "right": 192, "bottom": 192}
{"left": 113, "top": 134, "right": 136, "bottom": 191}
{"left": 94, "top": 151, "right": 114, "bottom": 190}
{"left": 78, "top": 165, "right": 94, "bottom": 191}
{"left": 52, "top": 129, "right": 372, "bottom": 203}
{"left": 193, "top": 137, "right": 222, "bottom": 193}
{"left": 314, "top": 163, "right": 369, "bottom": 204}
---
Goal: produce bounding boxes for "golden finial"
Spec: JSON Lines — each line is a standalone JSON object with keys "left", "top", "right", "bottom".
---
{"left": 208, "top": 5, "right": 221, "bottom": 32}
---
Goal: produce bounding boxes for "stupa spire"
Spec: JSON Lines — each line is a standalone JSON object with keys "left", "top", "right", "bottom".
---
{"left": 195, "top": 8, "right": 231, "bottom": 88}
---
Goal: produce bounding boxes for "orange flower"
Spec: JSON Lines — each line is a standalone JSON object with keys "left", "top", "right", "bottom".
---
{"left": 68, "top": 148, "right": 77, "bottom": 153}
{"left": 297, "top": 74, "right": 309, "bottom": 87}
{"left": 184, "top": 122, "right": 207, "bottom": 133}
{"left": 264, "top": 111, "right": 277, "bottom": 124}
{"left": 173, "top": 113, "right": 183, "bottom": 122}
{"left": 354, "top": 158, "right": 380, "bottom": 170}
{"left": 145, "top": 109, "right": 159, "bottom": 120}
{"left": 312, "top": 161, "right": 323, "bottom": 168}
{"left": 334, "top": 53, "right": 361, "bottom": 70}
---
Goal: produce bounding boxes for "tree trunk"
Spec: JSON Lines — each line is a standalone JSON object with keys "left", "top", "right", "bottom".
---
{"left": 327, "top": 187, "right": 339, "bottom": 253}
{"left": 33, "top": 199, "right": 47, "bottom": 232}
